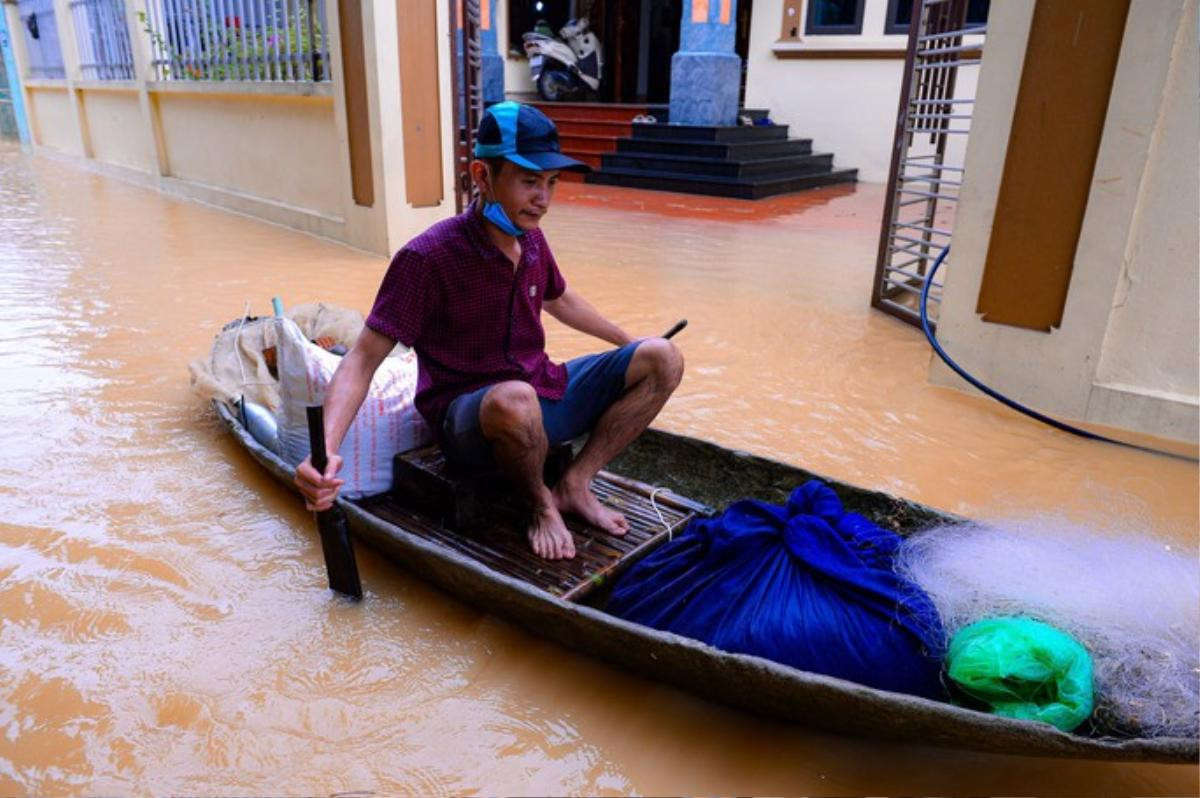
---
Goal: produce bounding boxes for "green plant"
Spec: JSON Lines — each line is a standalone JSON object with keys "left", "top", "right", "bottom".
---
{"left": 137, "top": 2, "right": 325, "bottom": 82}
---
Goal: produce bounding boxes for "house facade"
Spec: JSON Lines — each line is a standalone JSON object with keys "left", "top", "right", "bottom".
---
{"left": 1, "top": 0, "right": 458, "bottom": 254}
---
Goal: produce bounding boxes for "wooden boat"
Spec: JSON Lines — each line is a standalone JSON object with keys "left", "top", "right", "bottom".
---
{"left": 213, "top": 398, "right": 1198, "bottom": 764}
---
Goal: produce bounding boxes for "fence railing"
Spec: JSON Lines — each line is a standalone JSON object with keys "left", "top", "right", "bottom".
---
{"left": 69, "top": 0, "right": 135, "bottom": 79}
{"left": 16, "top": 0, "right": 67, "bottom": 78}
{"left": 141, "top": 0, "right": 331, "bottom": 82}
{"left": 871, "top": 0, "right": 984, "bottom": 329}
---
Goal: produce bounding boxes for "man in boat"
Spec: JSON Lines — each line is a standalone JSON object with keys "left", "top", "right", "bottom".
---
{"left": 294, "top": 101, "right": 684, "bottom": 561}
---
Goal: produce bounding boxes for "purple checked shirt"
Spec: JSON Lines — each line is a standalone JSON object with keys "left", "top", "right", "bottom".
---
{"left": 365, "top": 204, "right": 568, "bottom": 432}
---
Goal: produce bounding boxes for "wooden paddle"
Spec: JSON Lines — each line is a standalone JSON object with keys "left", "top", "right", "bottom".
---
{"left": 306, "top": 405, "right": 363, "bottom": 600}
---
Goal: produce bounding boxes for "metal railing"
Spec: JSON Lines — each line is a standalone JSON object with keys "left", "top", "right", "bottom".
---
{"left": 871, "top": 0, "right": 985, "bottom": 328}
{"left": 70, "top": 0, "right": 135, "bottom": 80}
{"left": 141, "top": 0, "right": 331, "bottom": 82}
{"left": 16, "top": 0, "right": 67, "bottom": 78}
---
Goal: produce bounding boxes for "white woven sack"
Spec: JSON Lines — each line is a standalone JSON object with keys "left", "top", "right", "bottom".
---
{"left": 274, "top": 317, "right": 430, "bottom": 498}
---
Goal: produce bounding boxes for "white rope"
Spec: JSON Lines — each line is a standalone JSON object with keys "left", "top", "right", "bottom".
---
{"left": 233, "top": 300, "right": 252, "bottom": 387}
{"left": 648, "top": 486, "right": 674, "bottom": 540}
{"left": 232, "top": 299, "right": 278, "bottom": 391}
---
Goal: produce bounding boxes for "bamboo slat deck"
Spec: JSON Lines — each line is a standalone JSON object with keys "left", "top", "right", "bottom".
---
{"left": 357, "top": 461, "right": 710, "bottom": 602}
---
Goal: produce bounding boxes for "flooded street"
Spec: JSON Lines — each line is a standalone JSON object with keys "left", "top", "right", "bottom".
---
{"left": 0, "top": 140, "right": 1196, "bottom": 795}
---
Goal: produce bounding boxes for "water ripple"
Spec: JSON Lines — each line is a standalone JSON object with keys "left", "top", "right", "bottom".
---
{"left": 0, "top": 139, "right": 1194, "bottom": 796}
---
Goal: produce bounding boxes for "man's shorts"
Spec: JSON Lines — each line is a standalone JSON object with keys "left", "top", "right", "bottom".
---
{"left": 441, "top": 341, "right": 640, "bottom": 470}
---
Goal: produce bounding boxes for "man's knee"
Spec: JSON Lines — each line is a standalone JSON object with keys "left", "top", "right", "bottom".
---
{"left": 480, "top": 381, "right": 541, "bottom": 438}
{"left": 636, "top": 337, "right": 684, "bottom": 390}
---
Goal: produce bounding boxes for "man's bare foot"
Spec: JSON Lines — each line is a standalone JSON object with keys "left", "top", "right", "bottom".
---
{"left": 553, "top": 478, "right": 630, "bottom": 537}
{"left": 529, "top": 502, "right": 575, "bottom": 560}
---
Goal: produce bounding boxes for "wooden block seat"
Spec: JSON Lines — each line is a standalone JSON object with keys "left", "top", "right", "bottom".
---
{"left": 354, "top": 443, "right": 712, "bottom": 602}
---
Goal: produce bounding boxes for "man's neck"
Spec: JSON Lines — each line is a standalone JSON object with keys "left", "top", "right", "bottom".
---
{"left": 476, "top": 204, "right": 522, "bottom": 266}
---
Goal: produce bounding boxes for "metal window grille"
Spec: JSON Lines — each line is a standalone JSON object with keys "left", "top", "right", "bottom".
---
{"left": 806, "top": 0, "right": 867, "bottom": 35}
{"left": 16, "top": 0, "right": 67, "bottom": 79}
{"left": 141, "top": 0, "right": 331, "bottom": 82}
{"left": 70, "top": 0, "right": 135, "bottom": 80}
{"left": 871, "top": 0, "right": 986, "bottom": 328}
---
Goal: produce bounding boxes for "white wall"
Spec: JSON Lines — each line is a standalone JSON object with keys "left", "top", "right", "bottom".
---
{"left": 744, "top": 0, "right": 980, "bottom": 182}
{"left": 932, "top": 0, "right": 1199, "bottom": 444}
{"left": 1093, "top": 0, "right": 1199, "bottom": 401}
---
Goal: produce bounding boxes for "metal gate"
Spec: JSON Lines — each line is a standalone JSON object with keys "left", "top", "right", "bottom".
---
{"left": 0, "top": 36, "right": 15, "bottom": 139}
{"left": 871, "top": 0, "right": 986, "bottom": 328}
{"left": 450, "top": 0, "right": 484, "bottom": 212}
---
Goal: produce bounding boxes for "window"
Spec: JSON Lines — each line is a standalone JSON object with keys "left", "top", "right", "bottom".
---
{"left": 886, "top": 0, "right": 991, "bottom": 35}
{"left": 805, "top": 0, "right": 866, "bottom": 36}
{"left": 17, "top": 0, "right": 67, "bottom": 79}
{"left": 69, "top": 0, "right": 134, "bottom": 80}
{"left": 141, "top": 0, "right": 331, "bottom": 82}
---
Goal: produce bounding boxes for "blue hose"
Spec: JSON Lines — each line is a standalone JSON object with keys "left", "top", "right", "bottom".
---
{"left": 919, "top": 246, "right": 1197, "bottom": 463}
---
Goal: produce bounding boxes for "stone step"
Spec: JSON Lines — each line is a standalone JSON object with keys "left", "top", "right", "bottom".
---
{"left": 602, "top": 151, "right": 834, "bottom": 179}
{"left": 559, "top": 133, "right": 625, "bottom": 155}
{"left": 616, "top": 136, "right": 813, "bottom": 160}
{"left": 553, "top": 117, "right": 635, "bottom": 138}
{"left": 587, "top": 167, "right": 858, "bottom": 200}
{"left": 630, "top": 122, "right": 790, "bottom": 143}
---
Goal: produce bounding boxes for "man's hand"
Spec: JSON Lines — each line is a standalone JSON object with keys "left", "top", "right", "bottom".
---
{"left": 291, "top": 326, "right": 396, "bottom": 511}
{"left": 295, "top": 453, "right": 345, "bottom": 511}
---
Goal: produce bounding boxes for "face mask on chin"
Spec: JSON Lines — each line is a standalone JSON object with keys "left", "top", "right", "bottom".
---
{"left": 481, "top": 165, "right": 527, "bottom": 238}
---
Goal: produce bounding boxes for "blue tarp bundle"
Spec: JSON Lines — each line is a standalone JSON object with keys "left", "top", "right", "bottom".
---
{"left": 609, "top": 481, "right": 947, "bottom": 699}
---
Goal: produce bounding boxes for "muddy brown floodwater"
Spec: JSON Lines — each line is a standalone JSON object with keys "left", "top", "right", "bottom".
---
{"left": 0, "top": 140, "right": 1196, "bottom": 796}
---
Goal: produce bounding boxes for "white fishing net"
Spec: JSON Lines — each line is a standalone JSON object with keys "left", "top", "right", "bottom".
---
{"left": 897, "top": 520, "right": 1200, "bottom": 738}
{"left": 188, "top": 302, "right": 370, "bottom": 410}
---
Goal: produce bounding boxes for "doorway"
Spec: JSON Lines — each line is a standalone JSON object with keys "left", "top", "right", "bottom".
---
{"left": 506, "top": 0, "right": 753, "bottom": 105}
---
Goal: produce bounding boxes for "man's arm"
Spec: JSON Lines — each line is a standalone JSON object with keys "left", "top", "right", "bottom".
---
{"left": 294, "top": 326, "right": 396, "bottom": 510}
{"left": 543, "top": 287, "right": 632, "bottom": 347}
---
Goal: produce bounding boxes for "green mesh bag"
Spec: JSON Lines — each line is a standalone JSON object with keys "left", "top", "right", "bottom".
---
{"left": 946, "top": 617, "right": 1094, "bottom": 732}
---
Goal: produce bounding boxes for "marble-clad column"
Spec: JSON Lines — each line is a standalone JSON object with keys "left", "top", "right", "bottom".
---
{"left": 668, "top": 0, "right": 741, "bottom": 126}
{"left": 479, "top": 0, "right": 504, "bottom": 103}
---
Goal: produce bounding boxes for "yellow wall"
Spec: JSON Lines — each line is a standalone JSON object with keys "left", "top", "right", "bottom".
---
{"left": 81, "top": 89, "right": 154, "bottom": 174}
{"left": 27, "top": 87, "right": 81, "bottom": 156}
{"left": 7, "top": 0, "right": 461, "bottom": 256}
{"left": 157, "top": 91, "right": 342, "bottom": 219}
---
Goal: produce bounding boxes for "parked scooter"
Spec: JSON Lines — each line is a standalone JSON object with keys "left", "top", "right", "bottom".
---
{"left": 522, "top": 18, "right": 603, "bottom": 102}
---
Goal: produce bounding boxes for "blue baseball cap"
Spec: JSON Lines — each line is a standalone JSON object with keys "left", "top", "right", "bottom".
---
{"left": 474, "top": 101, "right": 591, "bottom": 173}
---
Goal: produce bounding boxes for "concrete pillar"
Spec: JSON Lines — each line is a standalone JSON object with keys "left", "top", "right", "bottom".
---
{"left": 480, "top": 0, "right": 504, "bottom": 103}
{"left": 123, "top": 0, "right": 169, "bottom": 175}
{"left": 669, "top": 0, "right": 740, "bottom": 126}
{"left": 52, "top": 0, "right": 93, "bottom": 157}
